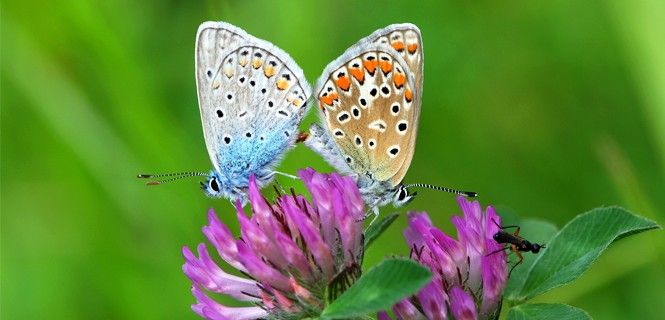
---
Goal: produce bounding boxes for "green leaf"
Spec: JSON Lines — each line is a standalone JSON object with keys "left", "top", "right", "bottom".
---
{"left": 504, "top": 219, "right": 559, "bottom": 300}
{"left": 364, "top": 213, "right": 399, "bottom": 248}
{"left": 507, "top": 303, "right": 591, "bottom": 320}
{"left": 510, "top": 207, "right": 659, "bottom": 301}
{"left": 321, "top": 258, "right": 431, "bottom": 319}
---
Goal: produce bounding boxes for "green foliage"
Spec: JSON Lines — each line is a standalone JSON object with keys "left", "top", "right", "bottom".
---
{"left": 364, "top": 213, "right": 400, "bottom": 248}
{"left": 506, "top": 303, "right": 591, "bottom": 320}
{"left": 321, "top": 259, "right": 431, "bottom": 319}
{"left": 509, "top": 207, "right": 660, "bottom": 302}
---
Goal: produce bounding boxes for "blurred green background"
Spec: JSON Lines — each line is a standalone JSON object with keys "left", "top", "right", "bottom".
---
{"left": 2, "top": 0, "right": 664, "bottom": 319}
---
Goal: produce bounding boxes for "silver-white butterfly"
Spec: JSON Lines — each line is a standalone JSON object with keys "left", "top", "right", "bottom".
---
{"left": 304, "top": 23, "right": 475, "bottom": 219}
{"left": 139, "top": 22, "right": 311, "bottom": 204}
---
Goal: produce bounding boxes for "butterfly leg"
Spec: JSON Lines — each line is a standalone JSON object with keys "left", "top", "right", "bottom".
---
{"left": 367, "top": 207, "right": 380, "bottom": 226}
{"left": 356, "top": 207, "right": 379, "bottom": 225}
{"left": 272, "top": 171, "right": 299, "bottom": 180}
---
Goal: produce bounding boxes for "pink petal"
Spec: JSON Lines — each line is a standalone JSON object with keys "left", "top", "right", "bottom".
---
{"left": 332, "top": 186, "right": 363, "bottom": 262}
{"left": 393, "top": 299, "right": 424, "bottom": 320}
{"left": 236, "top": 241, "right": 290, "bottom": 292}
{"left": 191, "top": 286, "right": 267, "bottom": 320}
{"left": 281, "top": 195, "right": 335, "bottom": 278}
{"left": 274, "top": 231, "right": 313, "bottom": 281}
{"left": 202, "top": 209, "right": 246, "bottom": 273}
{"left": 417, "top": 280, "right": 448, "bottom": 320}
{"left": 182, "top": 245, "right": 260, "bottom": 302}
{"left": 449, "top": 286, "right": 477, "bottom": 320}
{"left": 480, "top": 207, "right": 507, "bottom": 313}
{"left": 299, "top": 168, "right": 336, "bottom": 249}
{"left": 236, "top": 205, "right": 287, "bottom": 269}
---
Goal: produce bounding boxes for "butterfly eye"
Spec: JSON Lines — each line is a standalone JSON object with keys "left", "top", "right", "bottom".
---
{"left": 209, "top": 177, "right": 220, "bottom": 193}
{"left": 393, "top": 187, "right": 415, "bottom": 207}
{"left": 398, "top": 188, "right": 407, "bottom": 201}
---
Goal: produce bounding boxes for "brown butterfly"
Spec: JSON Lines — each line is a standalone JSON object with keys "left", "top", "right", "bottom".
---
{"left": 304, "top": 24, "right": 475, "bottom": 221}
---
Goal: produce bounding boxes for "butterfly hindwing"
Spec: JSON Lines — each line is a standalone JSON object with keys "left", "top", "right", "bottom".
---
{"left": 366, "top": 24, "right": 423, "bottom": 184}
{"left": 196, "top": 22, "right": 310, "bottom": 185}
{"left": 312, "top": 42, "right": 418, "bottom": 186}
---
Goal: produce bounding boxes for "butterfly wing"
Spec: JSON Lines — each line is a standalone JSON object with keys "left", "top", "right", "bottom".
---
{"left": 196, "top": 22, "right": 310, "bottom": 183}
{"left": 367, "top": 24, "right": 424, "bottom": 96}
{"left": 365, "top": 24, "right": 423, "bottom": 184}
{"left": 196, "top": 22, "right": 250, "bottom": 173}
{"left": 307, "top": 24, "right": 423, "bottom": 187}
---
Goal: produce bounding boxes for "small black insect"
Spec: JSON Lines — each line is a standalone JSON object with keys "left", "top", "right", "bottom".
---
{"left": 488, "top": 220, "right": 546, "bottom": 277}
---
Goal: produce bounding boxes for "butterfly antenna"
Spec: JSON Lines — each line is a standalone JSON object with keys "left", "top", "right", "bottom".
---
{"left": 137, "top": 171, "right": 207, "bottom": 186}
{"left": 405, "top": 183, "right": 478, "bottom": 198}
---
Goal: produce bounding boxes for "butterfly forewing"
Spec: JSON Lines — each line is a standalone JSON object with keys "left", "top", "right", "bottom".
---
{"left": 368, "top": 24, "right": 423, "bottom": 93}
{"left": 196, "top": 22, "right": 310, "bottom": 180}
{"left": 315, "top": 43, "right": 418, "bottom": 186}
{"left": 196, "top": 22, "right": 250, "bottom": 173}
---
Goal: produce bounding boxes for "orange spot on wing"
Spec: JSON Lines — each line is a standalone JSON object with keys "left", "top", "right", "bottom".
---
{"left": 336, "top": 75, "right": 351, "bottom": 91}
{"left": 363, "top": 60, "right": 378, "bottom": 75}
{"left": 264, "top": 66, "right": 275, "bottom": 78}
{"left": 393, "top": 73, "right": 406, "bottom": 88}
{"left": 321, "top": 94, "right": 334, "bottom": 106}
{"left": 407, "top": 44, "right": 418, "bottom": 54}
{"left": 379, "top": 61, "right": 392, "bottom": 74}
{"left": 350, "top": 67, "right": 365, "bottom": 83}
{"left": 405, "top": 88, "right": 413, "bottom": 102}
{"left": 276, "top": 78, "right": 289, "bottom": 90}
{"left": 252, "top": 58, "right": 262, "bottom": 69}
{"left": 392, "top": 41, "right": 405, "bottom": 52}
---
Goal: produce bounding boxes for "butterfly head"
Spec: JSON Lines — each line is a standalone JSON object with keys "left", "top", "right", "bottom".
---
{"left": 392, "top": 185, "right": 417, "bottom": 207}
{"left": 201, "top": 171, "right": 247, "bottom": 204}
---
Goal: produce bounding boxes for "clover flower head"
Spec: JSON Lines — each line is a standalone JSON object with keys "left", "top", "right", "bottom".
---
{"left": 387, "top": 196, "right": 507, "bottom": 320}
{"left": 182, "top": 168, "right": 365, "bottom": 319}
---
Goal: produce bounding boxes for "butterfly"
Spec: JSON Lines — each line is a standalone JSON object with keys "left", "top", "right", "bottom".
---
{"left": 139, "top": 21, "right": 311, "bottom": 204}
{"left": 304, "top": 23, "right": 475, "bottom": 218}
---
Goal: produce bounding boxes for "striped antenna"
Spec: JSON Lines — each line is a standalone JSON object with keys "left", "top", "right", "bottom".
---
{"left": 137, "top": 171, "right": 208, "bottom": 186}
{"left": 404, "top": 183, "right": 477, "bottom": 198}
